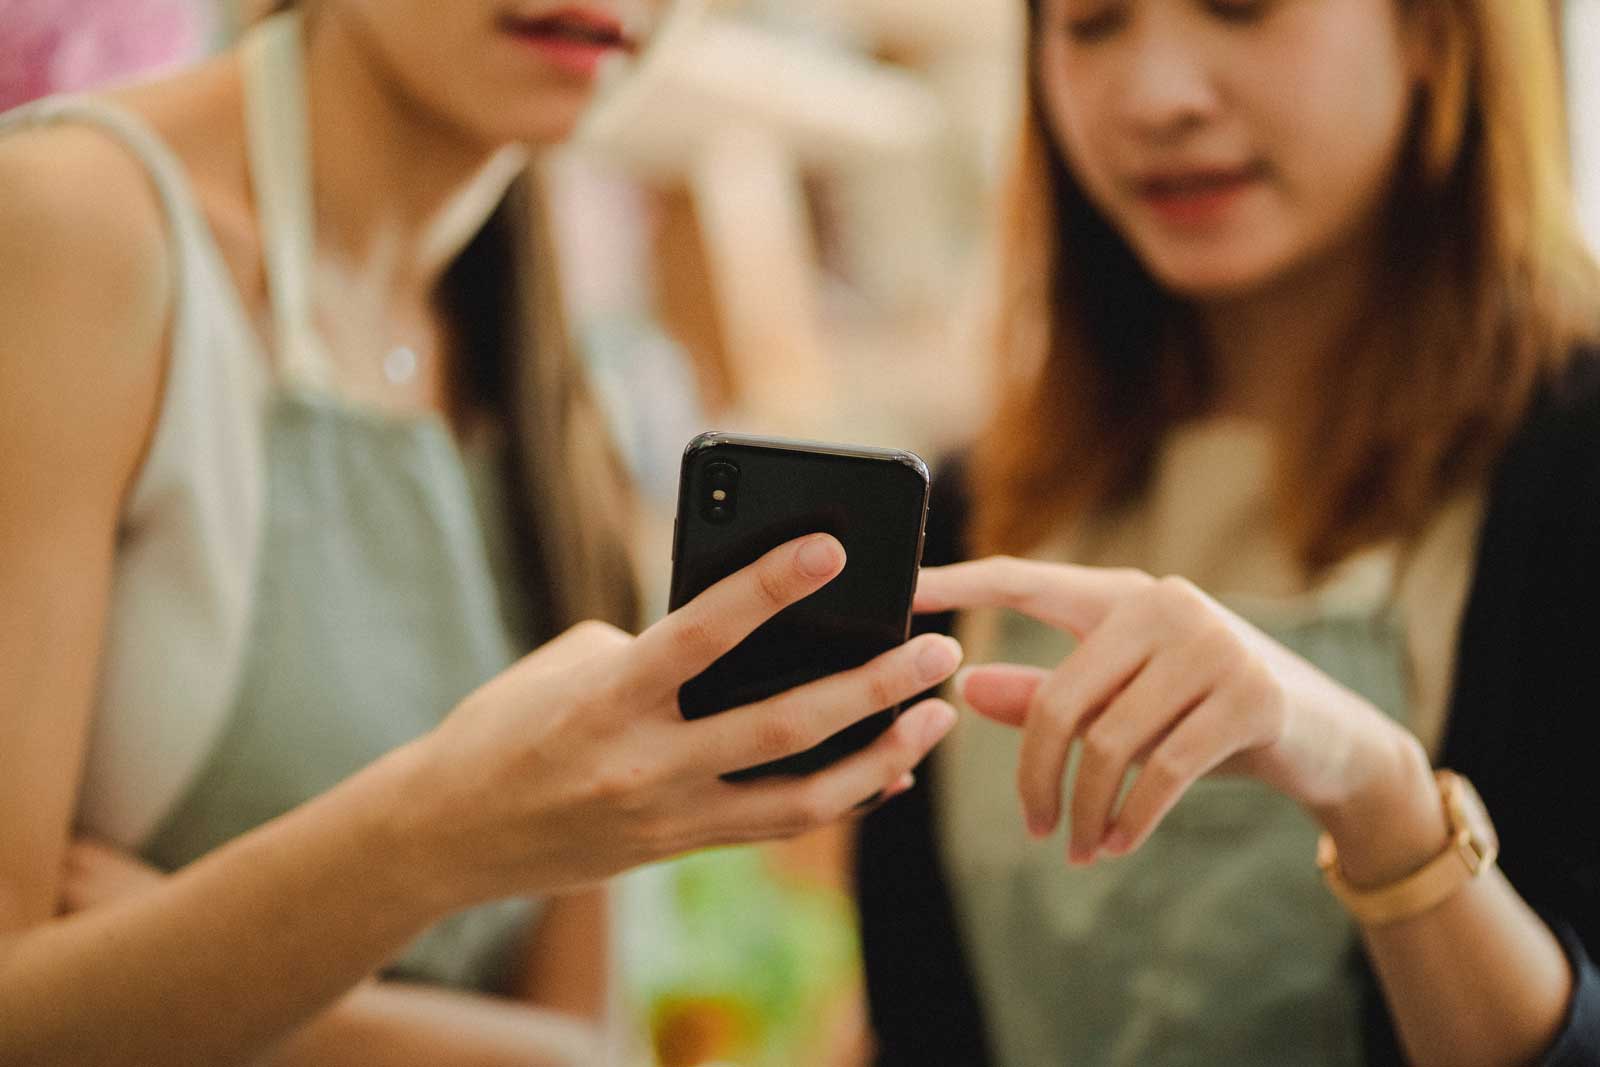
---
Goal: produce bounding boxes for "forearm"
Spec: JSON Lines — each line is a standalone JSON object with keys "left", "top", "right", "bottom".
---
{"left": 0, "top": 748, "right": 454, "bottom": 1067}
{"left": 263, "top": 982, "right": 600, "bottom": 1067}
{"left": 1316, "top": 733, "right": 1572, "bottom": 1067}
{"left": 513, "top": 887, "right": 610, "bottom": 1020}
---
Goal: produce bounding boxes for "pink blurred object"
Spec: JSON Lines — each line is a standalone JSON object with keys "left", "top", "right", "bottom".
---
{"left": 0, "top": 0, "right": 211, "bottom": 112}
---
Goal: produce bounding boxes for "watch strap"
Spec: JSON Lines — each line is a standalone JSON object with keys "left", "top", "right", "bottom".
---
{"left": 1316, "top": 771, "right": 1498, "bottom": 927}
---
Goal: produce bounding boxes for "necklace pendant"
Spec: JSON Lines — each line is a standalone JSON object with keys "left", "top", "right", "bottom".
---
{"left": 383, "top": 345, "right": 419, "bottom": 386}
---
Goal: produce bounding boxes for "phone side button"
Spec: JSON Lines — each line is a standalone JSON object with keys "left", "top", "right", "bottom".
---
{"left": 671, "top": 518, "right": 678, "bottom": 561}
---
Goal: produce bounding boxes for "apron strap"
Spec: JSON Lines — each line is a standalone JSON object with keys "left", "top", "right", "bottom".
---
{"left": 242, "top": 12, "right": 330, "bottom": 390}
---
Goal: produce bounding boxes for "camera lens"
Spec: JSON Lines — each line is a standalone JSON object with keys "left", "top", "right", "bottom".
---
{"left": 702, "top": 461, "right": 739, "bottom": 524}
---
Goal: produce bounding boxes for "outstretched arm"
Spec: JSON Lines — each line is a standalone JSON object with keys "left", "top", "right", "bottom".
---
{"left": 918, "top": 556, "right": 1572, "bottom": 1067}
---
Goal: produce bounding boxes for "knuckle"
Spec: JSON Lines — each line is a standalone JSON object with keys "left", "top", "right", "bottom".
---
{"left": 1154, "top": 574, "right": 1206, "bottom": 620}
{"left": 1146, "top": 749, "right": 1187, "bottom": 789}
{"left": 1189, "top": 625, "right": 1245, "bottom": 679}
{"left": 1113, "top": 567, "right": 1156, "bottom": 589}
{"left": 570, "top": 619, "right": 628, "bottom": 651}
{"left": 796, "top": 785, "right": 842, "bottom": 827}
{"left": 891, "top": 714, "right": 926, "bottom": 760}
{"left": 1199, "top": 621, "right": 1243, "bottom": 661}
{"left": 1082, "top": 722, "right": 1123, "bottom": 764}
{"left": 1039, "top": 699, "right": 1079, "bottom": 742}
{"left": 753, "top": 714, "right": 807, "bottom": 760}
{"left": 756, "top": 560, "right": 797, "bottom": 610}
{"left": 672, "top": 613, "right": 722, "bottom": 664}
{"left": 1238, "top": 662, "right": 1285, "bottom": 712}
{"left": 993, "top": 556, "right": 1032, "bottom": 602}
{"left": 866, "top": 666, "right": 902, "bottom": 714}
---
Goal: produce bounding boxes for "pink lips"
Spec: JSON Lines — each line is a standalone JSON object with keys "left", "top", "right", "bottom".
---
{"left": 497, "top": 7, "right": 636, "bottom": 78}
{"left": 1135, "top": 164, "right": 1267, "bottom": 227}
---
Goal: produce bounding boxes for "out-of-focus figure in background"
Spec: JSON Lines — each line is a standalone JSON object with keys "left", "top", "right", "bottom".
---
{"left": 0, "top": 0, "right": 210, "bottom": 110}
{"left": 857, "top": 1, "right": 1600, "bottom": 1065}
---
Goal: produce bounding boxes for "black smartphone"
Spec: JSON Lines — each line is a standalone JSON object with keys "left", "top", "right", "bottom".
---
{"left": 667, "top": 432, "right": 932, "bottom": 780}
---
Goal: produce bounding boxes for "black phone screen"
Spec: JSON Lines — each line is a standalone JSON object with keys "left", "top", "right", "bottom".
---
{"left": 667, "top": 433, "right": 931, "bottom": 779}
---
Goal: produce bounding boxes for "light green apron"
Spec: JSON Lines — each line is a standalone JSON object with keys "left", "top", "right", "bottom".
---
{"left": 940, "top": 601, "right": 1410, "bottom": 1066}
{"left": 135, "top": 15, "right": 544, "bottom": 993}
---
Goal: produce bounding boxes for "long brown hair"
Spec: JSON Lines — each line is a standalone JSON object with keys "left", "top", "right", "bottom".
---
{"left": 973, "top": 0, "right": 1600, "bottom": 572}
{"left": 267, "top": 0, "right": 639, "bottom": 636}
{"left": 443, "top": 177, "right": 641, "bottom": 639}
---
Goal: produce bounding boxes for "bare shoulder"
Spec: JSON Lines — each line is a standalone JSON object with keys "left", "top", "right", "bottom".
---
{"left": 0, "top": 121, "right": 172, "bottom": 498}
{"left": 0, "top": 119, "right": 173, "bottom": 319}
{"left": 0, "top": 120, "right": 171, "bottom": 509}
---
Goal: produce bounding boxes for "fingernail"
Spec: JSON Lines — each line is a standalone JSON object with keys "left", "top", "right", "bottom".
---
{"left": 1026, "top": 811, "right": 1052, "bottom": 839}
{"left": 917, "top": 636, "right": 962, "bottom": 683}
{"left": 1103, "top": 828, "right": 1132, "bottom": 856}
{"left": 920, "top": 703, "right": 958, "bottom": 746}
{"left": 951, "top": 666, "right": 974, "bottom": 701}
{"left": 1068, "top": 842, "right": 1094, "bottom": 865}
{"left": 796, "top": 536, "right": 843, "bottom": 578}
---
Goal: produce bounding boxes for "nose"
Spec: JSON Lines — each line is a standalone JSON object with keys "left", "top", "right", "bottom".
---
{"left": 1112, "top": 13, "right": 1222, "bottom": 143}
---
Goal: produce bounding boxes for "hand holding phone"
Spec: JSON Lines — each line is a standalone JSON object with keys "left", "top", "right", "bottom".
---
{"left": 668, "top": 432, "right": 934, "bottom": 779}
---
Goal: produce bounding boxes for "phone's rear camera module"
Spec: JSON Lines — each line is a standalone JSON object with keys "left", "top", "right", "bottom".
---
{"left": 702, "top": 461, "right": 740, "bottom": 524}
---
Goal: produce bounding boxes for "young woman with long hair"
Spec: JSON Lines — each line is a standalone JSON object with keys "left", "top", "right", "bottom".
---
{"left": 0, "top": 1, "right": 964, "bottom": 1062}
{"left": 857, "top": 0, "right": 1600, "bottom": 1063}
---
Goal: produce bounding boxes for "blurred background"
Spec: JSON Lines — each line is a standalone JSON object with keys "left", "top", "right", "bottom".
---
{"left": 4, "top": 0, "right": 1598, "bottom": 1063}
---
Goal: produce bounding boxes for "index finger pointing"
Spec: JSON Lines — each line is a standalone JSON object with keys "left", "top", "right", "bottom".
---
{"left": 913, "top": 557, "right": 1143, "bottom": 636}
{"left": 628, "top": 534, "right": 846, "bottom": 694}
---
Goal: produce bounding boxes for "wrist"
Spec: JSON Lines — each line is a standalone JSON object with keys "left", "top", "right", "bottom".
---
{"left": 337, "top": 740, "right": 482, "bottom": 919}
{"left": 1311, "top": 726, "right": 1450, "bottom": 889}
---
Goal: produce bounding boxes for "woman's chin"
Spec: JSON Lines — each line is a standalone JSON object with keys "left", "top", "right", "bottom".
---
{"left": 1142, "top": 249, "right": 1297, "bottom": 304}
{"left": 460, "top": 92, "right": 593, "bottom": 151}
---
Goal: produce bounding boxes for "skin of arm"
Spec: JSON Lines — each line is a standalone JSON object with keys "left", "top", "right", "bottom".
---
{"left": 58, "top": 841, "right": 610, "bottom": 1067}
{"left": 513, "top": 887, "right": 610, "bottom": 1021}
{"left": 1314, "top": 736, "right": 1573, "bottom": 1067}
{"left": 919, "top": 557, "right": 1572, "bottom": 1067}
{"left": 270, "top": 889, "right": 614, "bottom": 1066}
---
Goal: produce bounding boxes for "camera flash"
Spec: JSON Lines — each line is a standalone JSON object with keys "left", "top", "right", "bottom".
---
{"left": 712, "top": 489, "right": 728, "bottom": 501}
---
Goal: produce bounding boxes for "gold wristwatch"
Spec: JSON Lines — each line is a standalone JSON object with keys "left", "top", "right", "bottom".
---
{"left": 1316, "top": 770, "right": 1499, "bottom": 927}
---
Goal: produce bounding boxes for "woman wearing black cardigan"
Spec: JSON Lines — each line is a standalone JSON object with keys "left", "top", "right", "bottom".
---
{"left": 857, "top": 0, "right": 1600, "bottom": 1063}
